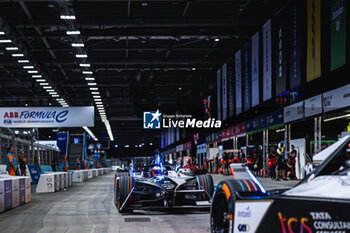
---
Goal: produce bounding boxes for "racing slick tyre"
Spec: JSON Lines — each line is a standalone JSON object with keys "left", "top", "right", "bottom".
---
{"left": 197, "top": 174, "right": 214, "bottom": 201}
{"left": 210, "top": 179, "right": 258, "bottom": 233}
{"left": 116, "top": 172, "right": 129, "bottom": 177}
{"left": 116, "top": 175, "right": 134, "bottom": 214}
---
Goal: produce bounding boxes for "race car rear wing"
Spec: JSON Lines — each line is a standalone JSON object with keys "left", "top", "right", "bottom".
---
{"left": 230, "top": 163, "right": 266, "bottom": 193}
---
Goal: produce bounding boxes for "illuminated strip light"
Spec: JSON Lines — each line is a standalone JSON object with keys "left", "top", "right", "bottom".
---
{"left": 83, "top": 126, "right": 98, "bottom": 141}
{"left": 71, "top": 43, "right": 84, "bottom": 47}
{"left": 6, "top": 47, "right": 18, "bottom": 50}
{"left": 0, "top": 39, "right": 12, "bottom": 43}
{"left": 66, "top": 30, "right": 80, "bottom": 35}
{"left": 60, "top": 15, "right": 76, "bottom": 20}
{"left": 104, "top": 120, "right": 114, "bottom": 141}
{"left": 324, "top": 114, "right": 350, "bottom": 122}
{"left": 82, "top": 71, "right": 93, "bottom": 74}
{"left": 18, "top": 60, "right": 29, "bottom": 63}
{"left": 246, "top": 168, "right": 266, "bottom": 193}
{"left": 0, "top": 31, "right": 4, "bottom": 35}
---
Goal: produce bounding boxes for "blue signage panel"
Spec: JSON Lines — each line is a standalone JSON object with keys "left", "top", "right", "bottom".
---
{"left": 56, "top": 132, "right": 69, "bottom": 155}
{"left": 73, "top": 137, "right": 81, "bottom": 144}
{"left": 27, "top": 164, "right": 40, "bottom": 184}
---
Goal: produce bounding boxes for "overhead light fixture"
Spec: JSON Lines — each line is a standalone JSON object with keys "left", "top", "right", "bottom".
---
{"left": 36, "top": 79, "right": 46, "bottom": 82}
{"left": 85, "top": 77, "right": 95, "bottom": 81}
{"left": 95, "top": 101, "right": 103, "bottom": 105}
{"left": 66, "top": 30, "right": 80, "bottom": 35}
{"left": 192, "top": 67, "right": 196, "bottom": 71}
{"left": 71, "top": 43, "right": 84, "bottom": 47}
{"left": 76, "top": 54, "right": 87, "bottom": 58}
{"left": 93, "top": 95, "right": 101, "bottom": 98}
{"left": 43, "top": 86, "right": 52, "bottom": 89}
{"left": 214, "top": 38, "right": 220, "bottom": 42}
{"left": 62, "top": 104, "right": 69, "bottom": 107}
{"left": 18, "top": 60, "right": 29, "bottom": 63}
{"left": 94, "top": 98, "right": 102, "bottom": 102}
{"left": 149, "top": 142, "right": 153, "bottom": 145}
{"left": 0, "top": 39, "right": 12, "bottom": 43}
{"left": 60, "top": 15, "right": 76, "bottom": 20}
{"left": 49, "top": 91, "right": 57, "bottom": 94}
{"left": 82, "top": 71, "right": 93, "bottom": 74}
{"left": 12, "top": 53, "right": 24, "bottom": 57}
{"left": 28, "top": 70, "right": 38, "bottom": 74}
{"left": 52, "top": 95, "right": 59, "bottom": 97}
{"left": 104, "top": 120, "right": 114, "bottom": 141}
{"left": 23, "top": 66, "right": 34, "bottom": 69}
{"left": 125, "top": 145, "right": 129, "bottom": 148}
{"left": 0, "top": 31, "right": 4, "bottom": 35}
{"left": 32, "top": 75, "right": 42, "bottom": 78}
{"left": 39, "top": 83, "right": 49, "bottom": 85}
{"left": 46, "top": 89, "right": 55, "bottom": 92}
{"left": 83, "top": 126, "right": 98, "bottom": 141}
{"left": 5, "top": 47, "right": 18, "bottom": 50}
{"left": 90, "top": 87, "right": 98, "bottom": 91}
{"left": 87, "top": 82, "right": 97, "bottom": 86}
{"left": 324, "top": 114, "right": 350, "bottom": 122}
{"left": 96, "top": 104, "right": 103, "bottom": 107}
{"left": 79, "top": 63, "right": 90, "bottom": 67}
{"left": 91, "top": 91, "right": 99, "bottom": 95}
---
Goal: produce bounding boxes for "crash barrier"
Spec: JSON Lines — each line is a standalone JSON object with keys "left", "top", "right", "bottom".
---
{"left": 36, "top": 172, "right": 73, "bottom": 193}
{"left": 0, "top": 176, "right": 31, "bottom": 213}
{"left": 69, "top": 168, "right": 111, "bottom": 183}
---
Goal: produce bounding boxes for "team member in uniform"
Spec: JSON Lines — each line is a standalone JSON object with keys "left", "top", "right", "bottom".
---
{"left": 63, "top": 156, "right": 69, "bottom": 172}
{"left": 83, "top": 159, "right": 89, "bottom": 170}
{"left": 6, "top": 146, "right": 18, "bottom": 176}
{"left": 18, "top": 150, "right": 27, "bottom": 176}
{"left": 76, "top": 157, "right": 81, "bottom": 170}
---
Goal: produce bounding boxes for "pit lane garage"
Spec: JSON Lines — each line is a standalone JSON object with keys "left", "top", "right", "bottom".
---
{"left": 211, "top": 135, "right": 350, "bottom": 233}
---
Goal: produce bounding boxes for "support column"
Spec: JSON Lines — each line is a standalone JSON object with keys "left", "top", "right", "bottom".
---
{"left": 262, "top": 130, "right": 266, "bottom": 170}
{"left": 246, "top": 134, "right": 249, "bottom": 147}
{"left": 314, "top": 117, "right": 322, "bottom": 154}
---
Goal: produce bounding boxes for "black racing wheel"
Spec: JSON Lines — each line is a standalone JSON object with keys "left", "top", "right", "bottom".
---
{"left": 197, "top": 174, "right": 214, "bottom": 201}
{"left": 116, "top": 175, "right": 134, "bottom": 214}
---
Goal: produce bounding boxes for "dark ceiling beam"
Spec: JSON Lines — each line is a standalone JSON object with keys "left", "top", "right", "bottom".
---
{"left": 11, "top": 18, "right": 262, "bottom": 28}
{"left": 26, "top": 47, "right": 232, "bottom": 52}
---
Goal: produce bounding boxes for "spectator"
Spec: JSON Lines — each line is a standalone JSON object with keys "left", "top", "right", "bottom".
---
{"left": 256, "top": 145, "right": 263, "bottom": 177}
{"left": 288, "top": 145, "right": 297, "bottom": 179}
{"left": 63, "top": 155, "right": 69, "bottom": 172}
{"left": 76, "top": 157, "right": 82, "bottom": 170}
{"left": 6, "top": 146, "right": 18, "bottom": 176}
{"left": 285, "top": 157, "right": 293, "bottom": 179}
{"left": 18, "top": 150, "right": 27, "bottom": 176}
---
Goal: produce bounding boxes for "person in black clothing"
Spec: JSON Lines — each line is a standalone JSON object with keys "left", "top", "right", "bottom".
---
{"left": 256, "top": 145, "right": 263, "bottom": 176}
{"left": 276, "top": 143, "right": 286, "bottom": 180}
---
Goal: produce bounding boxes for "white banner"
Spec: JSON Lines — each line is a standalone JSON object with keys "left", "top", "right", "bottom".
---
{"left": 284, "top": 101, "right": 304, "bottom": 123}
{"left": 36, "top": 140, "right": 59, "bottom": 150}
{"left": 304, "top": 94, "right": 322, "bottom": 117}
{"left": 323, "top": 83, "right": 350, "bottom": 113}
{"left": 217, "top": 69, "right": 221, "bottom": 120}
{"left": 0, "top": 107, "right": 94, "bottom": 128}
{"left": 235, "top": 50, "right": 242, "bottom": 115}
{"left": 251, "top": 32, "right": 259, "bottom": 107}
{"left": 222, "top": 63, "right": 227, "bottom": 120}
{"left": 263, "top": 19, "right": 272, "bottom": 101}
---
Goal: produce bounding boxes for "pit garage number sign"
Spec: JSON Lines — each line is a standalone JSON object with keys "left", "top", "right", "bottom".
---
{"left": 0, "top": 107, "right": 94, "bottom": 128}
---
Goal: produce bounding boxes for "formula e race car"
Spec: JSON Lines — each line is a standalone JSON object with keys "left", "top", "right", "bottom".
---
{"left": 114, "top": 155, "right": 214, "bottom": 213}
{"left": 211, "top": 135, "right": 350, "bottom": 233}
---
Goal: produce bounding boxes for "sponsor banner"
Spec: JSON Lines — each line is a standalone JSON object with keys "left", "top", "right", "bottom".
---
{"left": 183, "top": 141, "right": 192, "bottom": 151}
{"left": 266, "top": 109, "right": 284, "bottom": 128}
{"left": 233, "top": 122, "right": 246, "bottom": 137}
{"left": 56, "top": 132, "right": 69, "bottom": 155}
{"left": 323, "top": 83, "right": 350, "bottom": 113}
{"left": 235, "top": 50, "right": 242, "bottom": 114}
{"left": 233, "top": 201, "right": 272, "bottom": 233}
{"left": 246, "top": 118, "right": 258, "bottom": 133}
{"left": 27, "top": 165, "right": 40, "bottom": 184}
{"left": 221, "top": 127, "right": 234, "bottom": 140}
{"left": 217, "top": 69, "right": 222, "bottom": 120}
{"left": 330, "top": 0, "right": 346, "bottom": 71}
{"left": 176, "top": 144, "right": 183, "bottom": 152}
{"left": 274, "top": 9, "right": 288, "bottom": 96}
{"left": 222, "top": 63, "right": 228, "bottom": 120}
{"left": 228, "top": 60, "right": 234, "bottom": 118}
{"left": 251, "top": 32, "right": 259, "bottom": 107}
{"left": 256, "top": 199, "right": 350, "bottom": 232}
{"left": 290, "top": 1, "right": 303, "bottom": 89}
{"left": 284, "top": 101, "right": 304, "bottom": 123}
{"left": 306, "top": 0, "right": 321, "bottom": 82}
{"left": 0, "top": 107, "right": 94, "bottom": 128}
{"left": 263, "top": 20, "right": 272, "bottom": 101}
{"left": 37, "top": 140, "right": 59, "bottom": 150}
{"left": 242, "top": 42, "right": 251, "bottom": 112}
{"left": 304, "top": 94, "right": 323, "bottom": 117}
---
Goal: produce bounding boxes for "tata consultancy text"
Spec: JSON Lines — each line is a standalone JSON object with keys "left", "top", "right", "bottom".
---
{"left": 4, "top": 111, "right": 68, "bottom": 123}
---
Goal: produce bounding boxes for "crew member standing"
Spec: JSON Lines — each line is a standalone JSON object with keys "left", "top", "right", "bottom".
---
{"left": 6, "top": 146, "right": 18, "bottom": 176}
{"left": 63, "top": 155, "right": 69, "bottom": 172}
{"left": 83, "top": 159, "right": 89, "bottom": 170}
{"left": 76, "top": 157, "right": 81, "bottom": 170}
{"left": 18, "top": 150, "right": 27, "bottom": 176}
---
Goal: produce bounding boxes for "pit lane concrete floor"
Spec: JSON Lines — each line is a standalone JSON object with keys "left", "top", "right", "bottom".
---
{"left": 0, "top": 173, "right": 297, "bottom": 233}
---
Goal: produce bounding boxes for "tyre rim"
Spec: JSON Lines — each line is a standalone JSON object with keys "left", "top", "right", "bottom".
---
{"left": 211, "top": 193, "right": 230, "bottom": 233}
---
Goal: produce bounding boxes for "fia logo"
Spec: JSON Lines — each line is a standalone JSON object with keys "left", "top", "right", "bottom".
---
{"left": 143, "top": 110, "right": 161, "bottom": 129}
